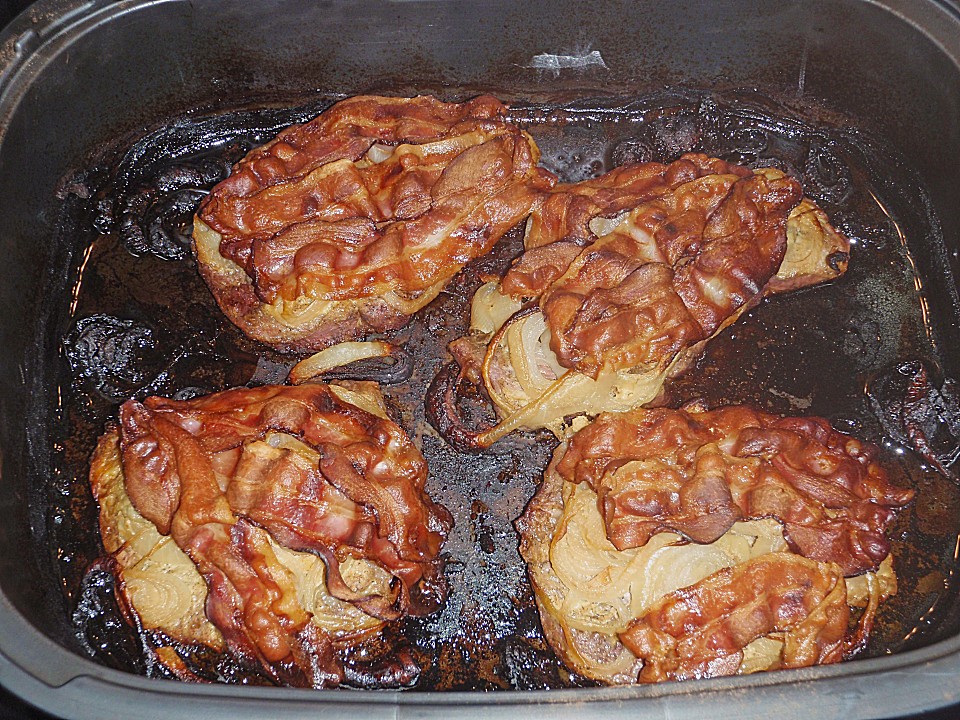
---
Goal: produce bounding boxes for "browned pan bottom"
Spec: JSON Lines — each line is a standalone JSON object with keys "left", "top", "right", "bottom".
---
{"left": 52, "top": 88, "right": 960, "bottom": 690}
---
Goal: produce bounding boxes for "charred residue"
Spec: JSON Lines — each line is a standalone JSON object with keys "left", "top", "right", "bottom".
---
{"left": 51, "top": 88, "right": 960, "bottom": 690}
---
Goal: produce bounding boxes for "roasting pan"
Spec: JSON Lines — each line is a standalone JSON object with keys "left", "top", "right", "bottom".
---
{"left": 2, "top": 0, "right": 960, "bottom": 717}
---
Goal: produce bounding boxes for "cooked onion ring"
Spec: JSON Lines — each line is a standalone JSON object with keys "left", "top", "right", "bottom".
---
{"left": 289, "top": 341, "right": 395, "bottom": 385}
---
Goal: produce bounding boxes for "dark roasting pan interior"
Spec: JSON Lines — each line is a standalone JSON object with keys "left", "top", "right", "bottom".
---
{"left": 1, "top": 0, "right": 960, "bottom": 717}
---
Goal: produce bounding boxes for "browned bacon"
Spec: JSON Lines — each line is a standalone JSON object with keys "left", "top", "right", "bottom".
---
{"left": 504, "top": 154, "right": 802, "bottom": 378}
{"left": 117, "top": 383, "right": 451, "bottom": 685}
{"left": 619, "top": 553, "right": 849, "bottom": 682}
{"left": 195, "top": 95, "right": 554, "bottom": 352}
{"left": 555, "top": 405, "right": 914, "bottom": 575}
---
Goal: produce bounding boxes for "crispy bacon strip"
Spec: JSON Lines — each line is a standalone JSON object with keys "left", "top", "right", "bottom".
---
{"left": 503, "top": 154, "right": 752, "bottom": 291}
{"left": 619, "top": 553, "right": 849, "bottom": 683}
{"left": 504, "top": 154, "right": 803, "bottom": 378}
{"left": 118, "top": 383, "right": 451, "bottom": 685}
{"left": 556, "top": 406, "right": 914, "bottom": 575}
{"left": 195, "top": 95, "right": 554, "bottom": 352}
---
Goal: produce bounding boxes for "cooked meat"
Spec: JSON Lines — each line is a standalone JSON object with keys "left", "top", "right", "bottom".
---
{"left": 502, "top": 154, "right": 757, "bottom": 298}
{"left": 531, "top": 161, "right": 799, "bottom": 377}
{"left": 520, "top": 155, "right": 744, "bottom": 251}
{"left": 516, "top": 406, "right": 909, "bottom": 684}
{"left": 430, "top": 155, "right": 850, "bottom": 448}
{"left": 90, "top": 381, "right": 452, "bottom": 687}
{"left": 194, "top": 95, "right": 554, "bottom": 352}
{"left": 558, "top": 405, "right": 914, "bottom": 575}
{"left": 619, "top": 553, "right": 848, "bottom": 682}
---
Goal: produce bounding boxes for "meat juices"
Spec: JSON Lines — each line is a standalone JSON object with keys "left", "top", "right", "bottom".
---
{"left": 90, "top": 382, "right": 451, "bottom": 687}
{"left": 517, "top": 405, "right": 913, "bottom": 683}
{"left": 193, "top": 95, "right": 554, "bottom": 352}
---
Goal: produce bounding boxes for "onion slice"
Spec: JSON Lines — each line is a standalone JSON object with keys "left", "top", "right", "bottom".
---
{"left": 290, "top": 341, "right": 395, "bottom": 385}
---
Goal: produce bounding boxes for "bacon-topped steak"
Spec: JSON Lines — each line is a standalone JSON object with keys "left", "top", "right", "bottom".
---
{"left": 517, "top": 405, "right": 912, "bottom": 684}
{"left": 90, "top": 381, "right": 451, "bottom": 687}
{"left": 431, "top": 154, "right": 850, "bottom": 448}
{"left": 194, "top": 95, "right": 554, "bottom": 352}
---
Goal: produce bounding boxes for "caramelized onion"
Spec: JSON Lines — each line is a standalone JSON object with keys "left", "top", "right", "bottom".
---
{"left": 470, "top": 281, "right": 523, "bottom": 335}
{"left": 289, "top": 341, "right": 395, "bottom": 385}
